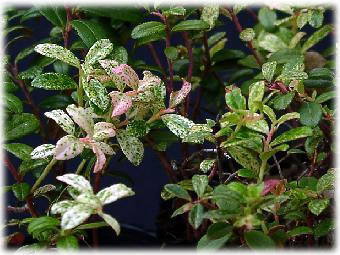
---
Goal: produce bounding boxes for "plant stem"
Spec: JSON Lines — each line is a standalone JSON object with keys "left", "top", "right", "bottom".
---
{"left": 229, "top": 9, "right": 263, "bottom": 66}
{"left": 258, "top": 159, "right": 267, "bottom": 183}
{"left": 31, "top": 158, "right": 58, "bottom": 193}
{"left": 164, "top": 15, "right": 174, "bottom": 93}
{"left": 78, "top": 68, "right": 84, "bottom": 107}
{"left": 76, "top": 159, "right": 87, "bottom": 175}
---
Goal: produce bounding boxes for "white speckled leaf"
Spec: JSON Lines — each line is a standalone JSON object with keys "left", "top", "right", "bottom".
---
{"left": 96, "top": 183, "right": 135, "bottom": 205}
{"left": 83, "top": 79, "right": 110, "bottom": 111}
{"left": 116, "top": 130, "right": 144, "bottom": 166}
{"left": 201, "top": 5, "right": 219, "bottom": 29}
{"left": 50, "top": 200, "right": 78, "bottom": 215}
{"left": 183, "top": 124, "right": 213, "bottom": 144}
{"left": 66, "top": 104, "right": 94, "bottom": 136}
{"left": 34, "top": 43, "right": 80, "bottom": 68}
{"left": 99, "top": 60, "right": 124, "bottom": 91}
{"left": 169, "top": 80, "right": 191, "bottom": 108}
{"left": 200, "top": 159, "right": 216, "bottom": 173}
{"left": 55, "top": 135, "right": 84, "bottom": 160}
{"left": 99, "top": 213, "right": 120, "bottom": 235}
{"left": 44, "top": 109, "right": 75, "bottom": 135}
{"left": 239, "top": 28, "right": 255, "bottom": 42}
{"left": 85, "top": 39, "right": 113, "bottom": 67}
{"left": 61, "top": 204, "right": 93, "bottom": 230}
{"left": 161, "top": 114, "right": 194, "bottom": 139}
{"left": 56, "top": 173, "right": 93, "bottom": 192}
{"left": 262, "top": 61, "right": 277, "bottom": 81}
{"left": 277, "top": 112, "right": 300, "bottom": 126}
{"left": 95, "top": 142, "right": 114, "bottom": 156}
{"left": 109, "top": 91, "right": 133, "bottom": 117}
{"left": 246, "top": 119, "right": 269, "bottom": 134}
{"left": 93, "top": 122, "right": 116, "bottom": 140}
{"left": 31, "top": 144, "right": 56, "bottom": 159}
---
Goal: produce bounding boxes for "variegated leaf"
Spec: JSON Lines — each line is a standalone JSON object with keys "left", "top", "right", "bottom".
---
{"left": 99, "top": 213, "right": 120, "bottom": 235}
{"left": 96, "top": 184, "right": 135, "bottom": 205}
{"left": 116, "top": 130, "right": 144, "bottom": 166}
{"left": 44, "top": 109, "right": 75, "bottom": 135}
{"left": 226, "top": 146, "right": 261, "bottom": 173}
{"left": 99, "top": 59, "right": 124, "bottom": 91}
{"left": 56, "top": 174, "right": 93, "bottom": 192}
{"left": 31, "top": 144, "right": 56, "bottom": 159}
{"left": 201, "top": 5, "right": 219, "bottom": 29}
{"left": 66, "top": 104, "right": 94, "bottom": 136}
{"left": 51, "top": 200, "right": 78, "bottom": 215}
{"left": 248, "top": 81, "right": 265, "bottom": 113}
{"left": 74, "top": 192, "right": 101, "bottom": 208}
{"left": 93, "top": 122, "right": 116, "bottom": 140}
{"left": 83, "top": 79, "right": 110, "bottom": 111}
{"left": 33, "top": 184, "right": 56, "bottom": 197}
{"left": 169, "top": 80, "right": 191, "bottom": 108}
{"left": 55, "top": 135, "right": 84, "bottom": 160}
{"left": 161, "top": 114, "right": 194, "bottom": 139}
{"left": 34, "top": 43, "right": 80, "bottom": 68}
{"left": 109, "top": 91, "right": 132, "bottom": 117}
{"left": 61, "top": 204, "right": 93, "bottom": 230}
{"left": 183, "top": 124, "right": 213, "bottom": 144}
{"left": 84, "top": 39, "right": 113, "bottom": 67}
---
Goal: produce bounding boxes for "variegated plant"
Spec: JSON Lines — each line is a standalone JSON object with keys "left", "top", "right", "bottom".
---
{"left": 51, "top": 174, "right": 134, "bottom": 234}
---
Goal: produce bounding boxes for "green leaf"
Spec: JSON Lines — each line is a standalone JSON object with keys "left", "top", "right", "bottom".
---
{"left": 239, "top": 28, "right": 255, "bottom": 42}
{"left": 287, "top": 226, "right": 313, "bottom": 237}
{"left": 172, "top": 20, "right": 210, "bottom": 32}
{"left": 34, "top": 44, "right": 79, "bottom": 68}
{"left": 248, "top": 81, "right": 265, "bottom": 112}
{"left": 5, "top": 113, "right": 40, "bottom": 141}
{"left": 75, "top": 221, "right": 108, "bottom": 230}
{"left": 226, "top": 146, "right": 260, "bottom": 173}
{"left": 270, "top": 92, "right": 295, "bottom": 110}
{"left": 83, "top": 79, "right": 109, "bottom": 111}
{"left": 171, "top": 203, "right": 193, "bottom": 218}
{"left": 276, "top": 112, "right": 300, "bottom": 126}
{"left": 99, "top": 213, "right": 121, "bottom": 235}
{"left": 270, "top": 126, "right": 313, "bottom": 146}
{"left": 12, "top": 183, "right": 30, "bottom": 201}
{"left": 164, "top": 184, "right": 191, "bottom": 201}
{"left": 297, "top": 12, "right": 308, "bottom": 29}
{"left": 197, "top": 233, "right": 229, "bottom": 249}
{"left": 71, "top": 20, "right": 109, "bottom": 48}
{"left": 189, "top": 204, "right": 204, "bottom": 229}
{"left": 3, "top": 143, "right": 33, "bottom": 161}
{"left": 84, "top": 39, "right": 113, "bottom": 67}
{"left": 308, "top": 198, "right": 329, "bottom": 216}
{"left": 302, "top": 25, "right": 333, "bottom": 53}
{"left": 39, "top": 7, "right": 66, "bottom": 27}
{"left": 308, "top": 8, "right": 325, "bottom": 28}
{"left": 201, "top": 6, "right": 219, "bottom": 29}
{"left": 315, "top": 91, "right": 336, "bottom": 104}
{"left": 32, "top": 73, "right": 77, "bottom": 90}
{"left": 258, "top": 33, "right": 287, "bottom": 53}
{"left": 192, "top": 175, "right": 208, "bottom": 198}
{"left": 225, "top": 87, "right": 246, "bottom": 110}
{"left": 131, "top": 21, "right": 165, "bottom": 39}
{"left": 116, "top": 130, "right": 144, "bottom": 166}
{"left": 260, "top": 144, "right": 289, "bottom": 162}
{"left": 81, "top": 7, "right": 143, "bottom": 23}
{"left": 258, "top": 7, "right": 277, "bottom": 31}
{"left": 164, "top": 47, "right": 178, "bottom": 60}
{"left": 162, "top": 6, "right": 186, "bottom": 17}
{"left": 262, "top": 61, "right": 276, "bottom": 81}
{"left": 237, "top": 168, "right": 257, "bottom": 179}
{"left": 244, "top": 231, "right": 276, "bottom": 249}
{"left": 207, "top": 222, "right": 233, "bottom": 240}
{"left": 126, "top": 120, "right": 150, "bottom": 138}
{"left": 314, "top": 219, "right": 334, "bottom": 238}
{"left": 317, "top": 170, "right": 335, "bottom": 193}
{"left": 4, "top": 94, "right": 23, "bottom": 113}
{"left": 57, "top": 235, "right": 78, "bottom": 250}
{"left": 28, "top": 216, "right": 60, "bottom": 239}
{"left": 263, "top": 105, "right": 276, "bottom": 123}
{"left": 299, "top": 102, "right": 323, "bottom": 127}
{"left": 18, "top": 66, "right": 43, "bottom": 80}
{"left": 19, "top": 158, "right": 49, "bottom": 175}
{"left": 39, "top": 95, "right": 74, "bottom": 110}
{"left": 245, "top": 118, "right": 269, "bottom": 134}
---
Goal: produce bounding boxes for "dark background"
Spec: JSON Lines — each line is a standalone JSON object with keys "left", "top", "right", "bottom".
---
{"left": 4, "top": 5, "right": 334, "bottom": 246}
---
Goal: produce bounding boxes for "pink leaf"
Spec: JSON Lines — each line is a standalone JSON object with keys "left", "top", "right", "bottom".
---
{"left": 262, "top": 179, "right": 281, "bottom": 196}
{"left": 92, "top": 144, "right": 106, "bottom": 173}
{"left": 169, "top": 79, "right": 191, "bottom": 108}
{"left": 111, "top": 64, "right": 139, "bottom": 90}
{"left": 109, "top": 91, "right": 132, "bottom": 117}
{"left": 138, "top": 71, "right": 162, "bottom": 91}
